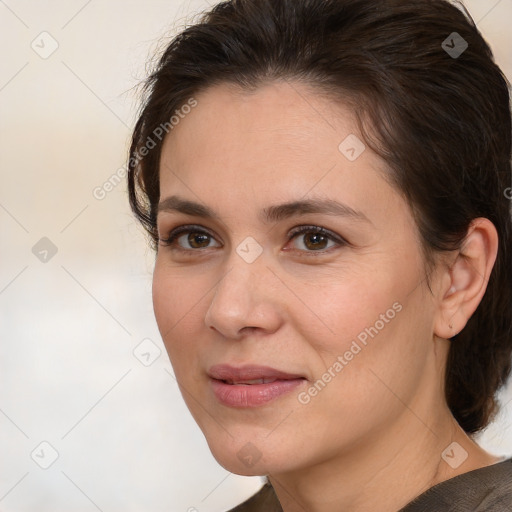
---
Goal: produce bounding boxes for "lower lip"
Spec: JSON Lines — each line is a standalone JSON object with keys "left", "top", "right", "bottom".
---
{"left": 210, "top": 378, "right": 306, "bottom": 407}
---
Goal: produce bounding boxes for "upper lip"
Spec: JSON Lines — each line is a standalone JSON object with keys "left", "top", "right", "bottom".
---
{"left": 208, "top": 364, "right": 306, "bottom": 382}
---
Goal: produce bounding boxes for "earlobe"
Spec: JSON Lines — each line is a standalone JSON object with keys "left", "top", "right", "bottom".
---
{"left": 433, "top": 218, "right": 498, "bottom": 340}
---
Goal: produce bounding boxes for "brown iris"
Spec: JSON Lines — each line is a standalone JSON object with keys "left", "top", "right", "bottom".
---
{"left": 303, "top": 232, "right": 328, "bottom": 250}
{"left": 188, "top": 232, "right": 211, "bottom": 248}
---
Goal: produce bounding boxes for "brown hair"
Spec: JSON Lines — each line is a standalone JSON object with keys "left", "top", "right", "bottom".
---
{"left": 127, "top": 0, "right": 512, "bottom": 434}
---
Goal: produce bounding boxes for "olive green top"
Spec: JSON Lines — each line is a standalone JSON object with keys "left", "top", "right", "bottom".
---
{"left": 227, "top": 458, "right": 512, "bottom": 511}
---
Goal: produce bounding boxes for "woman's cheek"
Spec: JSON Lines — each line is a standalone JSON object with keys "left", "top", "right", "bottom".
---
{"left": 153, "top": 261, "right": 199, "bottom": 329}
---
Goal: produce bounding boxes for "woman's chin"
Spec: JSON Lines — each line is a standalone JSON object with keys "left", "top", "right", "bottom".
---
{"left": 211, "top": 451, "right": 269, "bottom": 476}
{"left": 206, "top": 438, "right": 291, "bottom": 476}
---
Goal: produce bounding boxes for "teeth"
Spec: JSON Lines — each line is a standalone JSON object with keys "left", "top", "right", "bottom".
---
{"left": 227, "top": 378, "right": 278, "bottom": 385}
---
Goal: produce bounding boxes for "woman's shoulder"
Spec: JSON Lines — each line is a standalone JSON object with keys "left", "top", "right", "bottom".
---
{"left": 400, "top": 457, "right": 512, "bottom": 511}
{"left": 225, "top": 458, "right": 512, "bottom": 512}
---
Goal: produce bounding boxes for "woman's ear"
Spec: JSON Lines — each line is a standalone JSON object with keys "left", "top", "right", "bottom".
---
{"left": 434, "top": 218, "right": 498, "bottom": 339}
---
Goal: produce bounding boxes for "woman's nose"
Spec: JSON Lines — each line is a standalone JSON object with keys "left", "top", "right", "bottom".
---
{"left": 204, "top": 252, "right": 283, "bottom": 340}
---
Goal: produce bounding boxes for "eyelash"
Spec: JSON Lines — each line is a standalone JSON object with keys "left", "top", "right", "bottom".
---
{"left": 158, "top": 224, "right": 348, "bottom": 255}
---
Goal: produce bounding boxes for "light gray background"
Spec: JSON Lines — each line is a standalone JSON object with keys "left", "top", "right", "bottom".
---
{"left": 1, "top": 1, "right": 511, "bottom": 511}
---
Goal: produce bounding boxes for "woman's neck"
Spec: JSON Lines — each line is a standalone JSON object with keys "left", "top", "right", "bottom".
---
{"left": 268, "top": 399, "right": 500, "bottom": 512}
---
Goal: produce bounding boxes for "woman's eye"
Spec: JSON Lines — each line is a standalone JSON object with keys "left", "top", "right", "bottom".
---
{"left": 159, "top": 227, "right": 221, "bottom": 251}
{"left": 158, "top": 225, "right": 346, "bottom": 254}
{"left": 287, "top": 226, "right": 345, "bottom": 252}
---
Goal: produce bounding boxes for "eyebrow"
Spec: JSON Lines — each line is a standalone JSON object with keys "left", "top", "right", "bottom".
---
{"left": 157, "top": 195, "right": 372, "bottom": 224}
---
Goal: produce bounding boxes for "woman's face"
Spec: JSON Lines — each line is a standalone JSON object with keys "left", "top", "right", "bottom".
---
{"left": 153, "top": 81, "right": 442, "bottom": 476}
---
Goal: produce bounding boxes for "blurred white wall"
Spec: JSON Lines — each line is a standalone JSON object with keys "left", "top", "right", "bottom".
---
{"left": 0, "top": 1, "right": 511, "bottom": 511}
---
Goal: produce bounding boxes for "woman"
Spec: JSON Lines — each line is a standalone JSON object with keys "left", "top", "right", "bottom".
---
{"left": 127, "top": 0, "right": 512, "bottom": 510}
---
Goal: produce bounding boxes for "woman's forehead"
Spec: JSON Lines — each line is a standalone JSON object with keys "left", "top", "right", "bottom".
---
{"left": 160, "top": 82, "right": 368, "bottom": 180}
{"left": 158, "top": 82, "right": 401, "bottom": 214}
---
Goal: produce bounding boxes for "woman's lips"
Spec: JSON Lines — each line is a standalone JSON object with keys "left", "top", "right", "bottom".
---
{"left": 208, "top": 364, "right": 307, "bottom": 407}
{"left": 210, "top": 377, "right": 306, "bottom": 407}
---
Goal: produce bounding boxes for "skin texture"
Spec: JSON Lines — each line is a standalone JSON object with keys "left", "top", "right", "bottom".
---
{"left": 153, "top": 81, "right": 501, "bottom": 512}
